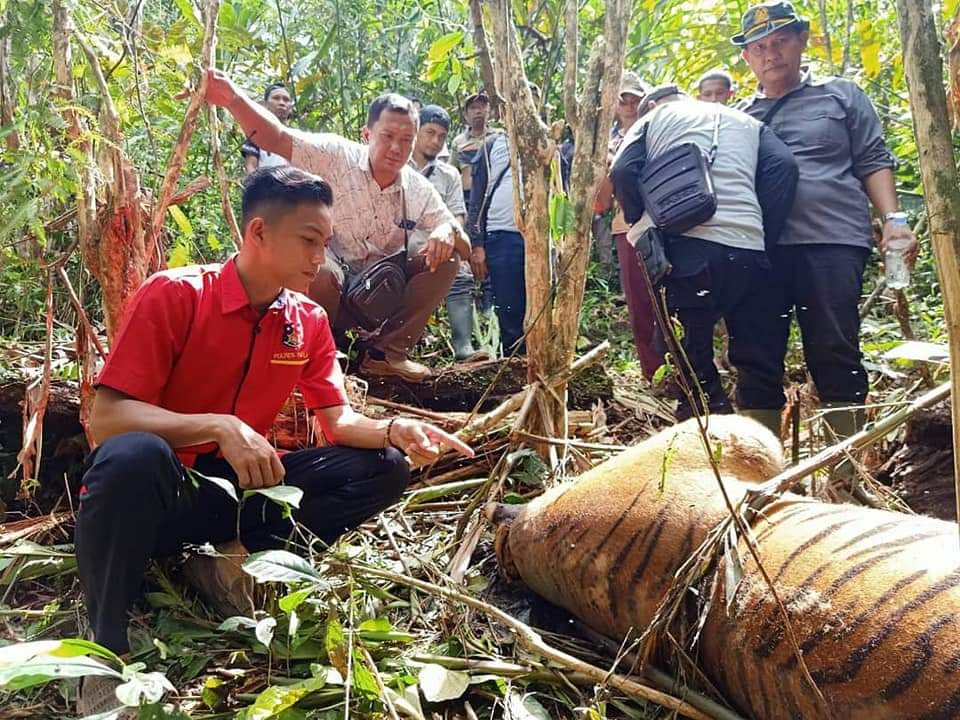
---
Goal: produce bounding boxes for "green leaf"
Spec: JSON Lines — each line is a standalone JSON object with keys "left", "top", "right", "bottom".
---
{"left": 324, "top": 615, "right": 348, "bottom": 675}
{"left": 418, "top": 663, "right": 470, "bottom": 702}
{"left": 279, "top": 588, "right": 313, "bottom": 613}
{"left": 0, "top": 655, "right": 120, "bottom": 690}
{"left": 168, "top": 243, "right": 192, "bottom": 268}
{"left": 350, "top": 651, "right": 379, "bottom": 698}
{"left": 244, "top": 485, "right": 304, "bottom": 509}
{"left": 0, "top": 639, "right": 120, "bottom": 668}
{"left": 427, "top": 31, "right": 464, "bottom": 63}
{"left": 385, "top": 684, "right": 425, "bottom": 720}
{"left": 202, "top": 677, "right": 227, "bottom": 710}
{"left": 446, "top": 73, "right": 462, "bottom": 95}
{"left": 548, "top": 192, "right": 575, "bottom": 240}
{"left": 243, "top": 550, "right": 326, "bottom": 585}
{"left": 168, "top": 205, "right": 194, "bottom": 238}
{"left": 187, "top": 468, "right": 238, "bottom": 503}
{"left": 238, "top": 677, "right": 325, "bottom": 720}
{"left": 158, "top": 44, "right": 193, "bottom": 67}
{"left": 357, "top": 617, "right": 392, "bottom": 633}
{"left": 423, "top": 60, "right": 447, "bottom": 83}
{"left": 172, "top": 0, "right": 203, "bottom": 27}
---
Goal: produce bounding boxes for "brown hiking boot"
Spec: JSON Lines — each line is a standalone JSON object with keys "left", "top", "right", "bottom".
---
{"left": 360, "top": 351, "right": 431, "bottom": 383}
{"left": 77, "top": 675, "right": 136, "bottom": 719}
{"left": 182, "top": 538, "right": 255, "bottom": 618}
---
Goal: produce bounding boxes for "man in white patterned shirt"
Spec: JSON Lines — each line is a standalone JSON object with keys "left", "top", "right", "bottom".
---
{"left": 205, "top": 70, "right": 468, "bottom": 382}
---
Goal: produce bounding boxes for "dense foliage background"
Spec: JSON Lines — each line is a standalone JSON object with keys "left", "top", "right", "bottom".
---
{"left": 0, "top": 0, "right": 952, "bottom": 369}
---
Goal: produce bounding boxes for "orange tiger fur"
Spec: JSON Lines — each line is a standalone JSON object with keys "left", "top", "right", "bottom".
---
{"left": 493, "top": 416, "right": 960, "bottom": 719}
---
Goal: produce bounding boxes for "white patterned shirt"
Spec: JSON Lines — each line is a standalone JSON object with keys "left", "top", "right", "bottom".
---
{"left": 290, "top": 131, "right": 455, "bottom": 271}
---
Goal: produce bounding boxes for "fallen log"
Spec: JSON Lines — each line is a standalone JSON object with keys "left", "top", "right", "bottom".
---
{"left": 490, "top": 415, "right": 960, "bottom": 720}
{"left": 355, "top": 356, "right": 612, "bottom": 412}
{"left": 0, "top": 352, "right": 615, "bottom": 507}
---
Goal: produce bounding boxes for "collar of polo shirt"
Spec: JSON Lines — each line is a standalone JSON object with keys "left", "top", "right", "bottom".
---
{"left": 220, "top": 256, "right": 288, "bottom": 314}
{"left": 359, "top": 145, "right": 411, "bottom": 194}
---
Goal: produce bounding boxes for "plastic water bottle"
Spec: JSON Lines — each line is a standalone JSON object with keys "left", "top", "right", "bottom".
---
{"left": 884, "top": 212, "right": 911, "bottom": 290}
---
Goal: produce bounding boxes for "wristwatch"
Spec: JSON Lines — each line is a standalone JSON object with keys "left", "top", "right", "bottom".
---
{"left": 882, "top": 210, "right": 905, "bottom": 223}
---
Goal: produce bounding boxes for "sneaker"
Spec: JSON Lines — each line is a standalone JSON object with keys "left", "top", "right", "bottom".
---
{"left": 360, "top": 351, "right": 431, "bottom": 383}
{"left": 77, "top": 675, "right": 136, "bottom": 719}
{"left": 182, "top": 538, "right": 255, "bottom": 619}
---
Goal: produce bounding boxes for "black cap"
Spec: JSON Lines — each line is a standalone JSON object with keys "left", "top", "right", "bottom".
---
{"left": 419, "top": 104, "right": 451, "bottom": 130}
{"left": 731, "top": 1, "right": 809, "bottom": 47}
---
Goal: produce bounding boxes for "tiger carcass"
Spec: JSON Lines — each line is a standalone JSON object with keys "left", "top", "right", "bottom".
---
{"left": 491, "top": 416, "right": 960, "bottom": 720}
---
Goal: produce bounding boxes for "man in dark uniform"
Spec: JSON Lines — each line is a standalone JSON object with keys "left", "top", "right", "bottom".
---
{"left": 75, "top": 167, "right": 473, "bottom": 717}
{"left": 732, "top": 1, "right": 917, "bottom": 450}
{"left": 241, "top": 83, "right": 292, "bottom": 174}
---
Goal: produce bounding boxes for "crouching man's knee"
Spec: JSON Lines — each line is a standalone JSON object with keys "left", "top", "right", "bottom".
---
{"left": 80, "top": 432, "right": 182, "bottom": 509}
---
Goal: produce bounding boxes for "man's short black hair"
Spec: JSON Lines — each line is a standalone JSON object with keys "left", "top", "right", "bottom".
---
{"left": 697, "top": 69, "right": 733, "bottom": 92}
{"left": 264, "top": 83, "right": 288, "bottom": 102}
{"left": 366, "top": 93, "right": 419, "bottom": 128}
{"left": 241, "top": 166, "right": 333, "bottom": 229}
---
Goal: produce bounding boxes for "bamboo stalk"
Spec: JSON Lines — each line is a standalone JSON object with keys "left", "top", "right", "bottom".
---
{"left": 512, "top": 430, "right": 627, "bottom": 452}
{"left": 360, "top": 647, "right": 401, "bottom": 720}
{"left": 367, "top": 397, "right": 461, "bottom": 426}
{"left": 750, "top": 381, "right": 950, "bottom": 501}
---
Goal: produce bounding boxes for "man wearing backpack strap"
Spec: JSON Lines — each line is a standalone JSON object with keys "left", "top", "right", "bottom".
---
{"left": 611, "top": 85, "right": 798, "bottom": 421}
{"left": 733, "top": 1, "right": 917, "bottom": 465}
{"left": 466, "top": 131, "right": 526, "bottom": 355}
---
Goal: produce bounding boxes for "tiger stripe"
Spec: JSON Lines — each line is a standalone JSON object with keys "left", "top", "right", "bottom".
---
{"left": 880, "top": 613, "right": 957, "bottom": 699}
{"left": 811, "top": 571, "right": 960, "bottom": 685}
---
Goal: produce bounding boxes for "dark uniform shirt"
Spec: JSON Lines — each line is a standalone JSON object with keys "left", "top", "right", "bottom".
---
{"left": 738, "top": 70, "right": 895, "bottom": 249}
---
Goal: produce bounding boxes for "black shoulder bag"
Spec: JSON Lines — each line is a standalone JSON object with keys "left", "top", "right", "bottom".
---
{"left": 342, "top": 190, "right": 410, "bottom": 332}
{"left": 639, "top": 109, "right": 722, "bottom": 236}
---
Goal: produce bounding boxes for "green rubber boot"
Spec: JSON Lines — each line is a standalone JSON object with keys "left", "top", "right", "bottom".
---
{"left": 447, "top": 293, "right": 478, "bottom": 361}
{"left": 739, "top": 408, "right": 783, "bottom": 441}
{"left": 821, "top": 401, "right": 866, "bottom": 486}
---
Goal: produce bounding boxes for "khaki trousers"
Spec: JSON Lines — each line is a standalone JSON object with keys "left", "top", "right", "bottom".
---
{"left": 309, "top": 251, "right": 459, "bottom": 360}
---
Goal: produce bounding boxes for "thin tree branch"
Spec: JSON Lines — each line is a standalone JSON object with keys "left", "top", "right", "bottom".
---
{"left": 562, "top": 0, "right": 579, "bottom": 127}
{"left": 147, "top": 0, "right": 220, "bottom": 249}
{"left": 350, "top": 563, "right": 715, "bottom": 720}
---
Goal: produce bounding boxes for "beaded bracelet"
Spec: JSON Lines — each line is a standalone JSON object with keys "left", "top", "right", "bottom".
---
{"left": 384, "top": 417, "right": 399, "bottom": 450}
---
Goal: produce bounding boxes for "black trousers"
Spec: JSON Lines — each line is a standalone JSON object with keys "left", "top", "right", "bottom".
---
{"left": 74, "top": 432, "right": 409, "bottom": 653}
{"left": 663, "top": 237, "right": 772, "bottom": 421}
{"left": 736, "top": 244, "right": 870, "bottom": 410}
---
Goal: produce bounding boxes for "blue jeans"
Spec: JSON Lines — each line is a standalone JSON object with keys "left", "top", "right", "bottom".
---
{"left": 446, "top": 265, "right": 474, "bottom": 301}
{"left": 485, "top": 230, "right": 526, "bottom": 353}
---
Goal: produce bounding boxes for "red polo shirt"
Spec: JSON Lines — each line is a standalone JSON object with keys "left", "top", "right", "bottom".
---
{"left": 97, "top": 258, "right": 348, "bottom": 465}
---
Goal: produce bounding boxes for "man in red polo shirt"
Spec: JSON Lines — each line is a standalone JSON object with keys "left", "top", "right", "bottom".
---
{"left": 75, "top": 167, "right": 473, "bottom": 717}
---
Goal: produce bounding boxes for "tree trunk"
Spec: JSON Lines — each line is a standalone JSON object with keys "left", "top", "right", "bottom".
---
{"left": 896, "top": 0, "right": 960, "bottom": 523}
{"left": 485, "top": 0, "right": 630, "bottom": 459}
{"left": 0, "top": 5, "right": 18, "bottom": 152}
{"left": 468, "top": 0, "right": 502, "bottom": 117}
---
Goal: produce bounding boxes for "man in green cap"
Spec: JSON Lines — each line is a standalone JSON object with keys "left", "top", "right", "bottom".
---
{"left": 731, "top": 1, "right": 918, "bottom": 472}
